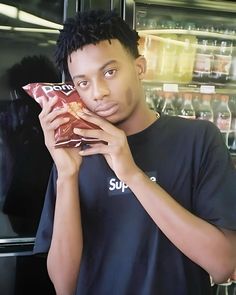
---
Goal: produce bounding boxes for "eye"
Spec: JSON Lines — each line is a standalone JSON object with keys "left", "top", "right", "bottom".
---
{"left": 77, "top": 80, "right": 89, "bottom": 89}
{"left": 104, "top": 69, "right": 116, "bottom": 78}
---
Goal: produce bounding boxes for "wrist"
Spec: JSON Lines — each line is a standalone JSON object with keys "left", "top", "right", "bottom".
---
{"left": 122, "top": 168, "right": 144, "bottom": 187}
{"left": 57, "top": 171, "right": 79, "bottom": 183}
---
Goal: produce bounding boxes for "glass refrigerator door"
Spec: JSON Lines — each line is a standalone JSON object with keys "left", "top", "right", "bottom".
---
{"left": 124, "top": 0, "right": 236, "bottom": 157}
{"left": 124, "top": 1, "right": 236, "bottom": 293}
{"left": 0, "top": 1, "right": 75, "bottom": 293}
{"left": 0, "top": 0, "right": 63, "bottom": 243}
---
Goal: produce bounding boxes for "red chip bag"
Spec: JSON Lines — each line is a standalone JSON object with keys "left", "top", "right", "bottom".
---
{"left": 23, "top": 82, "right": 99, "bottom": 148}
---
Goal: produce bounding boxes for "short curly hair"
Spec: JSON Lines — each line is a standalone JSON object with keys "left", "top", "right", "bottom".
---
{"left": 55, "top": 9, "right": 140, "bottom": 77}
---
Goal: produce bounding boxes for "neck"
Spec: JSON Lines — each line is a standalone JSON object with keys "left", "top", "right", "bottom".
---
{"left": 117, "top": 106, "right": 157, "bottom": 136}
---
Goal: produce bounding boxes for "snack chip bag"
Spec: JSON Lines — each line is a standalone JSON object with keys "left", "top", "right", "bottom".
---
{"left": 23, "top": 82, "right": 99, "bottom": 148}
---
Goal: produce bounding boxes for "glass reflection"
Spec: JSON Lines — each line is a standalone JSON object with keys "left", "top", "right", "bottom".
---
{"left": 0, "top": 0, "right": 63, "bottom": 238}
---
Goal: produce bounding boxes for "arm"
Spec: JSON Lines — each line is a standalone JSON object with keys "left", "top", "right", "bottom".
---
{"left": 75, "top": 111, "right": 236, "bottom": 284}
{"left": 125, "top": 170, "right": 236, "bottom": 284}
{"left": 39, "top": 96, "right": 83, "bottom": 295}
{"left": 47, "top": 174, "right": 83, "bottom": 295}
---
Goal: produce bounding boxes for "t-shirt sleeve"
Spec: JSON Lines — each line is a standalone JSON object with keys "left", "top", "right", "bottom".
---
{"left": 33, "top": 165, "right": 57, "bottom": 254}
{"left": 193, "top": 122, "right": 236, "bottom": 230}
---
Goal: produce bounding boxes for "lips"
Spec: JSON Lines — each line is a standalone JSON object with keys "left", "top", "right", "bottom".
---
{"left": 94, "top": 102, "right": 119, "bottom": 117}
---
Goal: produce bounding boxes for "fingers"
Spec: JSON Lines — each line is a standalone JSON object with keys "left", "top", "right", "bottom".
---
{"left": 39, "top": 96, "right": 69, "bottom": 129}
{"left": 73, "top": 127, "right": 113, "bottom": 143}
{"left": 40, "top": 95, "right": 58, "bottom": 115}
{"left": 77, "top": 109, "right": 120, "bottom": 135}
{"left": 79, "top": 143, "right": 110, "bottom": 156}
{"left": 43, "top": 108, "right": 69, "bottom": 126}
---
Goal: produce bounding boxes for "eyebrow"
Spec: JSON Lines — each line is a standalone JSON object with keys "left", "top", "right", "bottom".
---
{"left": 72, "top": 59, "right": 118, "bottom": 80}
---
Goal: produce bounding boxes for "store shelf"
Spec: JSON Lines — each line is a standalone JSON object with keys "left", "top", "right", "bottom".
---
{"left": 138, "top": 29, "right": 236, "bottom": 41}
{"left": 142, "top": 81, "right": 236, "bottom": 94}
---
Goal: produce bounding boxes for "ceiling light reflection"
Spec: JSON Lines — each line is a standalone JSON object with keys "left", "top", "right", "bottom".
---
{"left": 0, "top": 4, "right": 17, "bottom": 18}
{"left": 18, "top": 11, "right": 62, "bottom": 29}
{"left": 0, "top": 3, "right": 62, "bottom": 29}
{"left": 0, "top": 25, "right": 59, "bottom": 34}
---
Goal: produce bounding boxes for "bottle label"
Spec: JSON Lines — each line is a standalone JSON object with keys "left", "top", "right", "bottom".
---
{"left": 212, "top": 54, "right": 232, "bottom": 75}
{"left": 194, "top": 53, "right": 212, "bottom": 74}
{"left": 178, "top": 115, "right": 196, "bottom": 119}
{"left": 197, "top": 115, "right": 213, "bottom": 122}
{"left": 216, "top": 118, "right": 231, "bottom": 131}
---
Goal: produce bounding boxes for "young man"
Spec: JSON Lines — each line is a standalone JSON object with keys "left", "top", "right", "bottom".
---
{"left": 34, "top": 10, "right": 236, "bottom": 295}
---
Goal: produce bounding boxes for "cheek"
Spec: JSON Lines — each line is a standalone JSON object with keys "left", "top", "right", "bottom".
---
{"left": 81, "top": 98, "right": 93, "bottom": 110}
{"left": 125, "top": 87, "right": 133, "bottom": 106}
{"left": 75, "top": 90, "right": 92, "bottom": 109}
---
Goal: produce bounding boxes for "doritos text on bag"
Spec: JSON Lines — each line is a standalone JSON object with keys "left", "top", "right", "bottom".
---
{"left": 23, "top": 82, "right": 99, "bottom": 148}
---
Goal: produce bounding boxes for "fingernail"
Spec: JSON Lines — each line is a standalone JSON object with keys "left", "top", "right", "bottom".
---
{"left": 73, "top": 128, "right": 81, "bottom": 133}
{"left": 82, "top": 108, "right": 90, "bottom": 114}
{"left": 76, "top": 111, "right": 85, "bottom": 117}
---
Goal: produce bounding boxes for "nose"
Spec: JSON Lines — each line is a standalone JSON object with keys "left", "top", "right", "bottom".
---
{"left": 92, "top": 78, "right": 110, "bottom": 101}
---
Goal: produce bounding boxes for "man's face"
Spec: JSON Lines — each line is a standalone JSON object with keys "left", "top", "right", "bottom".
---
{"left": 68, "top": 39, "right": 146, "bottom": 125}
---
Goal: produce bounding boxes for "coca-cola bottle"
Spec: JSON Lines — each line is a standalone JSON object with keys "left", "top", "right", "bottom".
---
{"left": 196, "top": 94, "right": 213, "bottom": 122}
{"left": 228, "top": 95, "right": 236, "bottom": 153}
{"left": 145, "top": 88, "right": 156, "bottom": 111}
{"left": 162, "top": 92, "right": 176, "bottom": 116}
{"left": 228, "top": 95, "right": 236, "bottom": 131}
{"left": 174, "top": 92, "right": 183, "bottom": 112}
{"left": 229, "top": 41, "right": 236, "bottom": 83}
{"left": 192, "top": 93, "right": 201, "bottom": 113}
{"left": 156, "top": 91, "right": 165, "bottom": 114}
{"left": 211, "top": 93, "right": 221, "bottom": 120}
{"left": 178, "top": 92, "right": 196, "bottom": 119}
{"left": 214, "top": 94, "right": 232, "bottom": 147}
{"left": 211, "top": 40, "right": 233, "bottom": 84}
{"left": 193, "top": 38, "right": 214, "bottom": 83}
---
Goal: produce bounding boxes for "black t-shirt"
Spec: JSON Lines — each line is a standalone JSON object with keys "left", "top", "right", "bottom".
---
{"left": 34, "top": 116, "right": 236, "bottom": 295}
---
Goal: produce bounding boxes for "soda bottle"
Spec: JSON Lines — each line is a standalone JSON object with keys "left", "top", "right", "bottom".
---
{"left": 174, "top": 92, "right": 184, "bottom": 112}
{"left": 136, "top": 10, "right": 147, "bottom": 30}
{"left": 192, "top": 93, "right": 201, "bottom": 113}
{"left": 211, "top": 40, "right": 233, "bottom": 83}
{"left": 228, "top": 95, "right": 236, "bottom": 129}
{"left": 193, "top": 38, "right": 214, "bottom": 83}
{"left": 211, "top": 93, "right": 221, "bottom": 121}
{"left": 178, "top": 92, "right": 196, "bottom": 119}
{"left": 145, "top": 87, "right": 156, "bottom": 110}
{"left": 214, "top": 94, "right": 232, "bottom": 147}
{"left": 156, "top": 91, "right": 165, "bottom": 114}
{"left": 162, "top": 92, "right": 176, "bottom": 116}
{"left": 228, "top": 95, "right": 236, "bottom": 153}
{"left": 152, "top": 88, "right": 160, "bottom": 111}
{"left": 196, "top": 94, "right": 213, "bottom": 122}
{"left": 229, "top": 41, "right": 236, "bottom": 83}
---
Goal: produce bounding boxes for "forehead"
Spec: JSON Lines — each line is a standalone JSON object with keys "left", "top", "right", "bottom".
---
{"left": 68, "top": 39, "right": 132, "bottom": 73}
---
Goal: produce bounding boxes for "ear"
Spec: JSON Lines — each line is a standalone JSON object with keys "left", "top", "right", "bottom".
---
{"left": 135, "top": 55, "right": 147, "bottom": 80}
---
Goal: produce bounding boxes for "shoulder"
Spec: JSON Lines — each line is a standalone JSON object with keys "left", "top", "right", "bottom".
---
{"left": 159, "top": 115, "right": 221, "bottom": 142}
{"left": 158, "top": 116, "right": 228, "bottom": 164}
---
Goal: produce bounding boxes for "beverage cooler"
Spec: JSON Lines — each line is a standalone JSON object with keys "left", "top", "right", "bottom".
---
{"left": 119, "top": 0, "right": 236, "bottom": 293}
{"left": 0, "top": 0, "right": 235, "bottom": 294}
{"left": 120, "top": 0, "right": 236, "bottom": 162}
